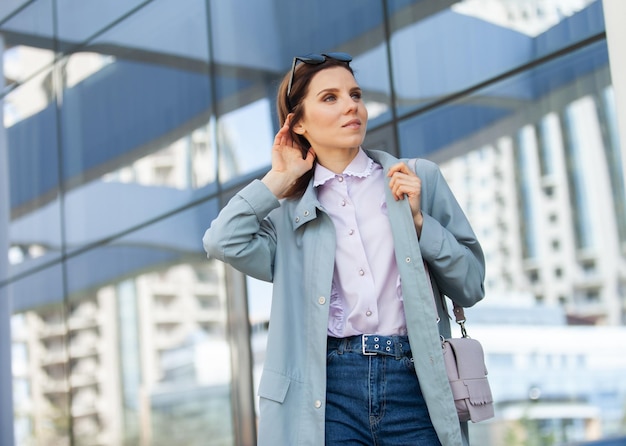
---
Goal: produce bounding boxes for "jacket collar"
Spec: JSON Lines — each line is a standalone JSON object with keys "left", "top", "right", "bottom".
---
{"left": 364, "top": 148, "right": 401, "bottom": 170}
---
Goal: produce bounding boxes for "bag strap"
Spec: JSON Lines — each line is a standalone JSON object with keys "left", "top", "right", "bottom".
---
{"left": 411, "top": 158, "right": 470, "bottom": 339}
{"left": 452, "top": 302, "right": 468, "bottom": 338}
{"left": 422, "top": 252, "right": 469, "bottom": 339}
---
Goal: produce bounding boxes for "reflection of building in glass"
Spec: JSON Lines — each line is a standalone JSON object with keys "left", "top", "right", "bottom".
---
{"left": 453, "top": 0, "right": 597, "bottom": 36}
{"left": 151, "top": 335, "right": 233, "bottom": 446}
{"left": 103, "top": 125, "right": 216, "bottom": 190}
{"left": 440, "top": 86, "right": 626, "bottom": 325}
{"left": 11, "top": 260, "right": 228, "bottom": 444}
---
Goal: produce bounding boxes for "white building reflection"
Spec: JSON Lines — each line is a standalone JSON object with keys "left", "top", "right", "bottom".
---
{"left": 11, "top": 260, "right": 230, "bottom": 444}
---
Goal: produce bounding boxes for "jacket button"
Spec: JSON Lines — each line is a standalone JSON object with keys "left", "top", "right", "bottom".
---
{"left": 314, "top": 400, "right": 322, "bottom": 409}
{"left": 318, "top": 296, "right": 326, "bottom": 305}
{"left": 295, "top": 217, "right": 300, "bottom": 223}
{"left": 405, "top": 257, "right": 411, "bottom": 263}
{"left": 304, "top": 210, "right": 310, "bottom": 216}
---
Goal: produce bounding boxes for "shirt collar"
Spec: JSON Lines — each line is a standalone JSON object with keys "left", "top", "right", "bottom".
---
{"left": 313, "top": 147, "right": 374, "bottom": 187}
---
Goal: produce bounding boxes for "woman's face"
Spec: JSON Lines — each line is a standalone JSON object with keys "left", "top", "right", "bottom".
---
{"left": 293, "top": 66, "right": 368, "bottom": 155}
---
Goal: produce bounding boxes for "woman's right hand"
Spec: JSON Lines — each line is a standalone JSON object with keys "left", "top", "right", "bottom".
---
{"left": 262, "top": 115, "right": 315, "bottom": 198}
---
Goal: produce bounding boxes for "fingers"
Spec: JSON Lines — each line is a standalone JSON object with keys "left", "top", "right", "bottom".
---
{"left": 387, "top": 162, "right": 411, "bottom": 177}
{"left": 387, "top": 163, "right": 421, "bottom": 201}
{"left": 389, "top": 178, "right": 420, "bottom": 200}
{"left": 274, "top": 116, "right": 294, "bottom": 148}
{"left": 273, "top": 124, "right": 288, "bottom": 147}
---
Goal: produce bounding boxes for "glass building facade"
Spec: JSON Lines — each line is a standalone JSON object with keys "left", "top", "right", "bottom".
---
{"left": 1, "top": 0, "right": 625, "bottom": 445}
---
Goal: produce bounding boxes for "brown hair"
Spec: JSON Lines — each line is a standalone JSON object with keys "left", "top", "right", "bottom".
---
{"left": 276, "top": 58, "right": 355, "bottom": 199}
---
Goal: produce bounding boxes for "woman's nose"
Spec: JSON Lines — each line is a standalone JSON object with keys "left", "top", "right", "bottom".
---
{"left": 344, "top": 96, "right": 358, "bottom": 112}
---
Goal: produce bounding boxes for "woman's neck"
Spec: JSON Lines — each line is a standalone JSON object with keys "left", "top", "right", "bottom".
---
{"left": 315, "top": 146, "right": 360, "bottom": 174}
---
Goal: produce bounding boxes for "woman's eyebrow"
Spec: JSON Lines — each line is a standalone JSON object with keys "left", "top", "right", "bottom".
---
{"left": 315, "top": 86, "right": 361, "bottom": 97}
{"left": 315, "top": 87, "right": 339, "bottom": 97}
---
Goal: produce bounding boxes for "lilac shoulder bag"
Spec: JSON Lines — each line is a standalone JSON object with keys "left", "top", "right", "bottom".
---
{"left": 442, "top": 304, "right": 494, "bottom": 423}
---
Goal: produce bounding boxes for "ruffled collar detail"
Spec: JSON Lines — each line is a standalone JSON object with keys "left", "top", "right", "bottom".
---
{"left": 314, "top": 148, "right": 374, "bottom": 187}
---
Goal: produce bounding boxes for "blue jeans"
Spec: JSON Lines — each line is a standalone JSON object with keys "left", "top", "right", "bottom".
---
{"left": 326, "top": 335, "right": 442, "bottom": 446}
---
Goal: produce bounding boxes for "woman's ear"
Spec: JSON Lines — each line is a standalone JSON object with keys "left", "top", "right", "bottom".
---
{"left": 292, "top": 120, "right": 305, "bottom": 135}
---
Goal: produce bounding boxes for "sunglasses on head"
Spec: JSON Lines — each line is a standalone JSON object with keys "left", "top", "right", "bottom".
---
{"left": 286, "top": 52, "right": 353, "bottom": 109}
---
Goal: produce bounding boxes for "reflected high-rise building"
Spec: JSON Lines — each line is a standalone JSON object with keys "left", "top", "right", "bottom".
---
{"left": 11, "top": 259, "right": 230, "bottom": 445}
{"left": 439, "top": 85, "right": 625, "bottom": 325}
{"left": 453, "top": 0, "right": 598, "bottom": 36}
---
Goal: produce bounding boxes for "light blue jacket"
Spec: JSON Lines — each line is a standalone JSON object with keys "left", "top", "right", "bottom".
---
{"left": 203, "top": 149, "right": 485, "bottom": 446}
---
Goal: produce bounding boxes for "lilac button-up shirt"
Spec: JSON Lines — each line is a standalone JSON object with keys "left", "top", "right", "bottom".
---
{"left": 314, "top": 148, "right": 407, "bottom": 337}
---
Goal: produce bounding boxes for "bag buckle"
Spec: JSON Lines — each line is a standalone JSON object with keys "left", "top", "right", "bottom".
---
{"left": 457, "top": 319, "right": 468, "bottom": 338}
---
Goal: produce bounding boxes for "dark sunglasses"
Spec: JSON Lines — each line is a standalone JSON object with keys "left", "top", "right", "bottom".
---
{"left": 286, "top": 52, "right": 353, "bottom": 109}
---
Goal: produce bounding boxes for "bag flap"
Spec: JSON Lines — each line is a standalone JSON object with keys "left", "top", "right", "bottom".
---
{"left": 465, "top": 378, "right": 493, "bottom": 405}
{"left": 466, "top": 379, "right": 495, "bottom": 422}
{"left": 448, "top": 377, "right": 493, "bottom": 403}
{"left": 445, "top": 337, "right": 488, "bottom": 378}
{"left": 444, "top": 338, "right": 495, "bottom": 422}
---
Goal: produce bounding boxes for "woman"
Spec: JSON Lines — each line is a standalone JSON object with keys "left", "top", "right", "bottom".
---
{"left": 203, "top": 52, "right": 485, "bottom": 446}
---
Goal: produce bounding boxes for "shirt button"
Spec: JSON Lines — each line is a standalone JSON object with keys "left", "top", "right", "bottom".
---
{"left": 318, "top": 296, "right": 326, "bottom": 305}
{"left": 348, "top": 229, "right": 354, "bottom": 235}
{"left": 358, "top": 269, "right": 364, "bottom": 276}
{"left": 314, "top": 400, "right": 322, "bottom": 409}
{"left": 366, "top": 310, "right": 372, "bottom": 317}
{"left": 338, "top": 176, "right": 344, "bottom": 182}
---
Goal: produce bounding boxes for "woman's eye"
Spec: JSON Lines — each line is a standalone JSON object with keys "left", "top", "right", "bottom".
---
{"left": 323, "top": 95, "right": 337, "bottom": 102}
{"left": 351, "top": 92, "right": 362, "bottom": 100}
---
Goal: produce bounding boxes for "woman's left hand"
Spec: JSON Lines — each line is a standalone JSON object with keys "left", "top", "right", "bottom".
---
{"left": 387, "top": 162, "right": 424, "bottom": 236}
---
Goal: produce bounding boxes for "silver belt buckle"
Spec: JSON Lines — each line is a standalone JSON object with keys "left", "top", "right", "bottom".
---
{"left": 362, "top": 334, "right": 376, "bottom": 355}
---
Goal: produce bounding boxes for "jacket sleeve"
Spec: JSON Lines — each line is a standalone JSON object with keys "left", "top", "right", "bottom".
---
{"left": 415, "top": 159, "right": 485, "bottom": 307}
{"left": 202, "top": 179, "right": 280, "bottom": 282}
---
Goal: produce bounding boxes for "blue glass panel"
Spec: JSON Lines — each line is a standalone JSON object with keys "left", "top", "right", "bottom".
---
{"left": 56, "top": 0, "right": 146, "bottom": 49}
{"left": 398, "top": 40, "right": 610, "bottom": 159}
{"left": 3, "top": 68, "right": 62, "bottom": 280}
{"left": 1, "top": 2, "right": 57, "bottom": 284}
{"left": 0, "top": 0, "right": 30, "bottom": 21}
{"left": 65, "top": 199, "right": 218, "bottom": 297}
{"left": 58, "top": 0, "right": 216, "bottom": 252}
{"left": 0, "top": 0, "right": 55, "bottom": 91}
{"left": 388, "top": 0, "right": 605, "bottom": 117}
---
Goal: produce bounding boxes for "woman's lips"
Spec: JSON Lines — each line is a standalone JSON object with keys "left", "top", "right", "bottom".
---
{"left": 343, "top": 119, "right": 361, "bottom": 128}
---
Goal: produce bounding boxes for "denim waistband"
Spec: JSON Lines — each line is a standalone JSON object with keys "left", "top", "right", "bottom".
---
{"left": 327, "top": 334, "right": 411, "bottom": 358}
